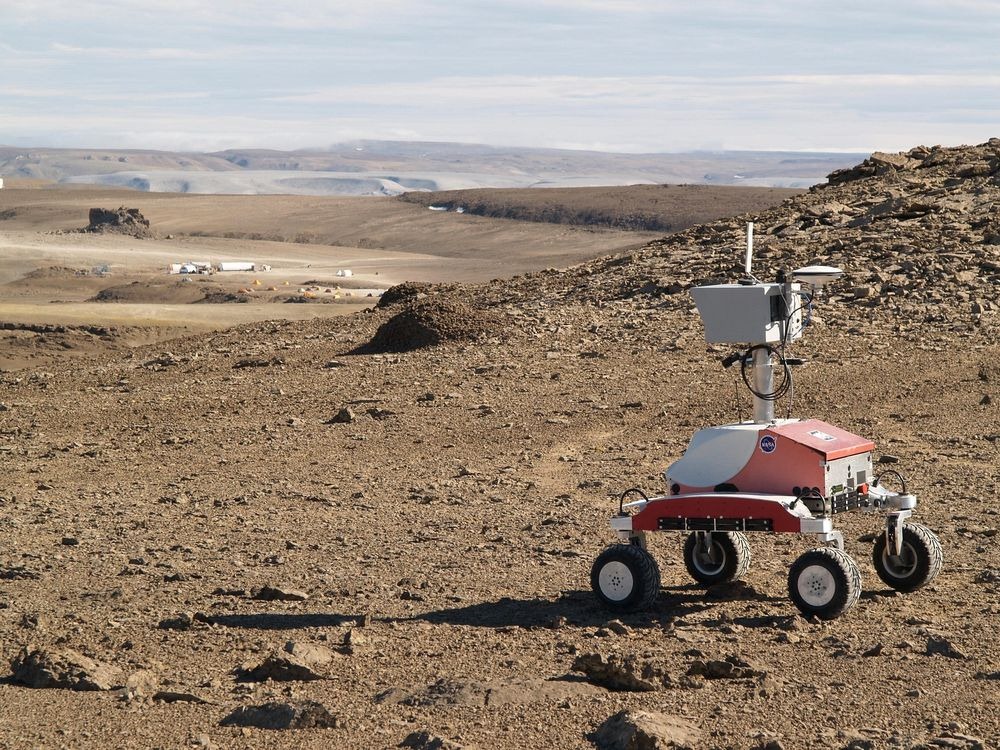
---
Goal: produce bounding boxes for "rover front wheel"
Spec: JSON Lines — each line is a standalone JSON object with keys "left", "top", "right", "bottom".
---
{"left": 683, "top": 531, "right": 751, "bottom": 585}
{"left": 788, "top": 547, "right": 861, "bottom": 620}
{"left": 591, "top": 544, "right": 660, "bottom": 612}
{"left": 872, "top": 522, "right": 942, "bottom": 592}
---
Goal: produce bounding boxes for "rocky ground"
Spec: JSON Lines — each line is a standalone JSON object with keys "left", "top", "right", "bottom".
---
{"left": 1, "top": 141, "right": 999, "bottom": 749}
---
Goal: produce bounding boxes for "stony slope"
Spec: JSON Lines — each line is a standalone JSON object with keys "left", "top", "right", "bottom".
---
{"left": 490, "top": 139, "right": 1000, "bottom": 332}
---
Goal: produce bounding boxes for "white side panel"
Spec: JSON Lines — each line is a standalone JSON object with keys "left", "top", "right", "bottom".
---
{"left": 666, "top": 423, "right": 764, "bottom": 488}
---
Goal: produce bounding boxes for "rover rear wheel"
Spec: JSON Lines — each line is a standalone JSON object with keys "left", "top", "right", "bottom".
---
{"left": 591, "top": 544, "right": 660, "bottom": 612}
{"left": 788, "top": 547, "right": 861, "bottom": 620}
{"left": 872, "top": 522, "right": 942, "bottom": 592}
{"left": 683, "top": 531, "right": 751, "bottom": 585}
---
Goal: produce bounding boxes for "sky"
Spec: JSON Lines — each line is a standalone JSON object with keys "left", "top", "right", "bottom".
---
{"left": 2, "top": 0, "right": 999, "bottom": 154}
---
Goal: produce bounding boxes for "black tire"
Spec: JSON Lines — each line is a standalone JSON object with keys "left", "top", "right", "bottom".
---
{"left": 872, "top": 522, "right": 943, "bottom": 592}
{"left": 591, "top": 544, "right": 660, "bottom": 612}
{"left": 788, "top": 547, "right": 861, "bottom": 620}
{"left": 682, "top": 531, "right": 751, "bottom": 585}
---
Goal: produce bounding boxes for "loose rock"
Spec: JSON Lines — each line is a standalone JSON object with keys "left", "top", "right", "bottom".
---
{"left": 591, "top": 710, "right": 700, "bottom": 750}
{"left": 252, "top": 585, "right": 309, "bottom": 602}
{"left": 219, "top": 700, "right": 340, "bottom": 730}
{"left": 10, "top": 646, "right": 123, "bottom": 691}
{"left": 572, "top": 652, "right": 672, "bottom": 691}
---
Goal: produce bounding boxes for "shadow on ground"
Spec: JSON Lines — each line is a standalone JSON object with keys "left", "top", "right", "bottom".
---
{"left": 208, "top": 612, "right": 363, "bottom": 630}
{"left": 406, "top": 582, "right": 787, "bottom": 630}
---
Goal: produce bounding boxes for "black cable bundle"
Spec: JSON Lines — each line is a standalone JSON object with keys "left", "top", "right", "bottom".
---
{"left": 740, "top": 344, "right": 792, "bottom": 401}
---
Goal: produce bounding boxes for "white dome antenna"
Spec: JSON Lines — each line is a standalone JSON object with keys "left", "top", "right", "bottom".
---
{"left": 791, "top": 265, "right": 844, "bottom": 290}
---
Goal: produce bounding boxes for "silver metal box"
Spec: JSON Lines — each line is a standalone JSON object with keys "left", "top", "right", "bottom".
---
{"left": 691, "top": 283, "right": 801, "bottom": 344}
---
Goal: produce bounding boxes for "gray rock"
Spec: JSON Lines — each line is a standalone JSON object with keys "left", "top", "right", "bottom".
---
{"left": 239, "top": 641, "right": 333, "bottom": 682}
{"left": 158, "top": 612, "right": 195, "bottom": 630}
{"left": 571, "top": 652, "right": 671, "bottom": 692}
{"left": 10, "top": 646, "right": 124, "bottom": 691}
{"left": 910, "top": 733, "right": 985, "bottom": 750}
{"left": 327, "top": 407, "right": 355, "bottom": 424}
{"left": 123, "top": 668, "right": 160, "bottom": 698}
{"left": 219, "top": 700, "right": 340, "bottom": 730}
{"left": 591, "top": 710, "right": 699, "bottom": 750}
{"left": 926, "top": 635, "right": 969, "bottom": 660}
{"left": 152, "top": 690, "right": 211, "bottom": 704}
{"left": 286, "top": 640, "right": 335, "bottom": 665}
{"left": 687, "top": 655, "right": 765, "bottom": 680}
{"left": 341, "top": 628, "right": 367, "bottom": 655}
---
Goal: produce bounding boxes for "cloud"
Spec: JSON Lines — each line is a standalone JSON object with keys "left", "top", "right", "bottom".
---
{"left": 3, "top": 1, "right": 1000, "bottom": 153}
{"left": 49, "top": 42, "right": 242, "bottom": 60}
{"left": 270, "top": 73, "right": 1000, "bottom": 111}
{"left": 4, "top": 0, "right": 435, "bottom": 30}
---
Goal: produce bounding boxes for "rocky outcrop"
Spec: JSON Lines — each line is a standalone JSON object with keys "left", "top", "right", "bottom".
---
{"left": 84, "top": 206, "right": 152, "bottom": 238}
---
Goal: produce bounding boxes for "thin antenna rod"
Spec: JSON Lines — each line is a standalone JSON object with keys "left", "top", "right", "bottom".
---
{"left": 744, "top": 222, "right": 754, "bottom": 275}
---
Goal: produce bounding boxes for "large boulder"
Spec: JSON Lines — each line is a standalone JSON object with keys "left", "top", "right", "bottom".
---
{"left": 84, "top": 206, "right": 152, "bottom": 238}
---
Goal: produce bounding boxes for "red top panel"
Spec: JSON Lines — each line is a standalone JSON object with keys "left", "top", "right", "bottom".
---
{"left": 768, "top": 419, "right": 874, "bottom": 461}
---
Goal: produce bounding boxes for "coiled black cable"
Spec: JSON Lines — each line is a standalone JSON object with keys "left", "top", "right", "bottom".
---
{"left": 740, "top": 344, "right": 792, "bottom": 401}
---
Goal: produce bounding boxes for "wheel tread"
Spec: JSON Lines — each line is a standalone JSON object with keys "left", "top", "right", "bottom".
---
{"left": 788, "top": 546, "right": 861, "bottom": 619}
{"left": 683, "top": 531, "right": 751, "bottom": 586}
{"left": 591, "top": 544, "right": 660, "bottom": 612}
{"left": 872, "top": 522, "right": 942, "bottom": 592}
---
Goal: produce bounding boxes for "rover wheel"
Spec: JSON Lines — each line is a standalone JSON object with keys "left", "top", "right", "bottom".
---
{"left": 591, "top": 544, "right": 660, "bottom": 612}
{"left": 788, "top": 547, "right": 861, "bottom": 620}
{"left": 872, "top": 522, "right": 942, "bottom": 592}
{"left": 682, "top": 531, "right": 751, "bottom": 585}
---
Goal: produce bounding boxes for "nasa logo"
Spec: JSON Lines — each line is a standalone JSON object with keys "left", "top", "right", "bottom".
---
{"left": 760, "top": 435, "right": 776, "bottom": 454}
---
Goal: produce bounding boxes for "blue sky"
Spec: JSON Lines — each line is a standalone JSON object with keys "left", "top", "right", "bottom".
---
{"left": 2, "top": 0, "right": 999, "bottom": 153}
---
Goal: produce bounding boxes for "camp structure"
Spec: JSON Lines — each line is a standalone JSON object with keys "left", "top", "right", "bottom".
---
{"left": 169, "top": 261, "right": 212, "bottom": 274}
{"left": 217, "top": 261, "right": 256, "bottom": 272}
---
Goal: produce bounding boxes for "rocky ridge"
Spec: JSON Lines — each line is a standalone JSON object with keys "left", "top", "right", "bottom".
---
{"left": 480, "top": 139, "right": 1000, "bottom": 335}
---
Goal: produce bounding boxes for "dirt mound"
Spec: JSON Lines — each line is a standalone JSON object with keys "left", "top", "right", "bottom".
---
{"left": 272, "top": 293, "right": 337, "bottom": 304}
{"left": 91, "top": 280, "right": 217, "bottom": 304}
{"left": 363, "top": 298, "right": 505, "bottom": 352}
{"left": 83, "top": 206, "right": 152, "bottom": 238}
{"left": 302, "top": 278, "right": 384, "bottom": 291}
{"left": 196, "top": 291, "right": 251, "bottom": 304}
{"left": 22, "top": 266, "right": 87, "bottom": 280}
{"left": 376, "top": 281, "right": 439, "bottom": 308}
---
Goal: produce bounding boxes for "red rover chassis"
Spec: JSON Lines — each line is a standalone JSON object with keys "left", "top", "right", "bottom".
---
{"left": 591, "top": 423, "right": 943, "bottom": 620}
